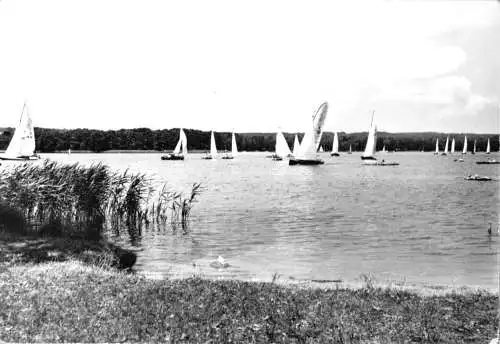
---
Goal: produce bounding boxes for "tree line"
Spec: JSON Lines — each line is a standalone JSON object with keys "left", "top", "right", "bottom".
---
{"left": 0, "top": 127, "right": 498, "bottom": 153}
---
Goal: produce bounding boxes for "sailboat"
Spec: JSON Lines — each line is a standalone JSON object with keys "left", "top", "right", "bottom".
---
{"left": 330, "top": 132, "right": 339, "bottom": 156}
{"left": 222, "top": 131, "right": 238, "bottom": 159}
{"left": 361, "top": 111, "right": 399, "bottom": 166}
{"left": 348, "top": 145, "right": 352, "bottom": 154}
{"left": 292, "top": 134, "right": 300, "bottom": 156}
{"left": 161, "top": 128, "right": 187, "bottom": 160}
{"left": 319, "top": 146, "right": 324, "bottom": 153}
{"left": 441, "top": 136, "right": 449, "bottom": 155}
{"left": 381, "top": 145, "right": 387, "bottom": 153}
{"left": 462, "top": 136, "right": 468, "bottom": 155}
{"left": 202, "top": 131, "right": 218, "bottom": 160}
{"left": 486, "top": 138, "right": 491, "bottom": 154}
{"left": 289, "top": 102, "right": 328, "bottom": 166}
{"left": 451, "top": 138, "right": 455, "bottom": 154}
{"left": 361, "top": 111, "right": 377, "bottom": 161}
{"left": 272, "top": 129, "right": 292, "bottom": 161}
{"left": 434, "top": 138, "right": 439, "bottom": 155}
{"left": 0, "top": 102, "right": 40, "bottom": 161}
{"left": 472, "top": 139, "right": 477, "bottom": 154}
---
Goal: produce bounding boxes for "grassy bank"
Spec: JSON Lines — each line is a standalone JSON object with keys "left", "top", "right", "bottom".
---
{"left": 0, "top": 261, "right": 497, "bottom": 343}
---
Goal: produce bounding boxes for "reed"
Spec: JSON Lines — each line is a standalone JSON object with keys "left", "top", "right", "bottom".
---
{"left": 0, "top": 160, "right": 201, "bottom": 240}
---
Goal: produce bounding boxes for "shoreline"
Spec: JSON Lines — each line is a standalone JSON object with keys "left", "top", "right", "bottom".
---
{"left": 1, "top": 260, "right": 498, "bottom": 343}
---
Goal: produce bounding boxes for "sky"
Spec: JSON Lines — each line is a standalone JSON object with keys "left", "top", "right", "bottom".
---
{"left": 0, "top": 0, "right": 499, "bottom": 133}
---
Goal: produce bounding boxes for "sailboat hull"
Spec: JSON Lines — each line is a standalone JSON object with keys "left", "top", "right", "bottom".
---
{"left": 330, "top": 153, "right": 340, "bottom": 157}
{"left": 361, "top": 156, "right": 377, "bottom": 160}
{"left": 221, "top": 156, "right": 234, "bottom": 160}
{"left": 289, "top": 158, "right": 324, "bottom": 165}
{"left": 201, "top": 156, "right": 213, "bottom": 160}
{"left": 0, "top": 155, "right": 40, "bottom": 161}
{"left": 161, "top": 154, "right": 184, "bottom": 161}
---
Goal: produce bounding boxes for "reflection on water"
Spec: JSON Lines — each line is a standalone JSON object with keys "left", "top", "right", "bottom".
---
{"left": 40, "top": 151, "right": 499, "bottom": 290}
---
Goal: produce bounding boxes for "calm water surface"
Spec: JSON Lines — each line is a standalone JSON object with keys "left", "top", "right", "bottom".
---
{"left": 33, "top": 152, "right": 500, "bottom": 289}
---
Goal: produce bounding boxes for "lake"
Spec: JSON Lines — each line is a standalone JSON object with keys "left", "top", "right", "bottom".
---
{"left": 11, "top": 151, "right": 500, "bottom": 290}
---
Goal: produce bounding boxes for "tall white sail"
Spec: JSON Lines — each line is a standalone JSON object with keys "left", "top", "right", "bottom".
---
{"left": 349, "top": 145, "right": 352, "bottom": 153}
{"left": 296, "top": 102, "right": 328, "bottom": 160}
{"left": 275, "top": 130, "right": 292, "bottom": 158}
{"left": 292, "top": 134, "right": 300, "bottom": 156}
{"left": 444, "top": 137, "right": 449, "bottom": 154}
{"left": 231, "top": 131, "right": 238, "bottom": 156}
{"left": 473, "top": 140, "right": 477, "bottom": 154}
{"left": 173, "top": 128, "right": 187, "bottom": 155}
{"left": 362, "top": 111, "right": 377, "bottom": 159}
{"left": 486, "top": 138, "right": 491, "bottom": 154}
{"left": 451, "top": 138, "right": 455, "bottom": 154}
{"left": 181, "top": 129, "right": 188, "bottom": 155}
{"left": 210, "top": 131, "right": 217, "bottom": 157}
{"left": 435, "top": 138, "right": 439, "bottom": 154}
{"left": 331, "top": 132, "right": 339, "bottom": 154}
{"left": 462, "top": 136, "right": 467, "bottom": 154}
{"left": 5, "top": 102, "right": 36, "bottom": 158}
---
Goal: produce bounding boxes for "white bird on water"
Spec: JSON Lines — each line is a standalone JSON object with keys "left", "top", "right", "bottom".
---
{"left": 210, "top": 256, "right": 229, "bottom": 269}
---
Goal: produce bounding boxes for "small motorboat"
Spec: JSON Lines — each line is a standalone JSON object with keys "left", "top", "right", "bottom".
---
{"left": 464, "top": 174, "right": 492, "bottom": 181}
{"left": 476, "top": 159, "right": 500, "bottom": 165}
{"left": 289, "top": 158, "right": 324, "bottom": 165}
{"left": 161, "top": 154, "right": 184, "bottom": 161}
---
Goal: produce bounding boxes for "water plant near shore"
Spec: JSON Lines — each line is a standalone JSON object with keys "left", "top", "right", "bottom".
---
{"left": 0, "top": 160, "right": 201, "bottom": 240}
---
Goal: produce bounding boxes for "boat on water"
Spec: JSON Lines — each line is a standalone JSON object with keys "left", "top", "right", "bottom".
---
{"left": 441, "top": 136, "right": 449, "bottom": 155}
{"left": 450, "top": 138, "right": 455, "bottom": 155}
{"left": 272, "top": 129, "right": 292, "bottom": 161}
{"left": 433, "top": 138, "right": 439, "bottom": 155}
{"left": 222, "top": 131, "right": 238, "bottom": 159}
{"left": 348, "top": 145, "right": 352, "bottom": 154}
{"left": 289, "top": 102, "right": 328, "bottom": 166}
{"left": 464, "top": 174, "right": 492, "bottom": 181}
{"left": 360, "top": 111, "right": 399, "bottom": 166}
{"left": 476, "top": 159, "right": 500, "bottom": 165}
{"left": 202, "top": 131, "right": 218, "bottom": 160}
{"left": 361, "top": 111, "right": 377, "bottom": 161}
{"left": 330, "top": 132, "right": 339, "bottom": 157}
{"left": 319, "top": 145, "right": 324, "bottom": 153}
{"left": 486, "top": 138, "right": 490, "bottom": 154}
{"left": 0, "top": 102, "right": 40, "bottom": 161}
{"left": 161, "top": 128, "right": 187, "bottom": 160}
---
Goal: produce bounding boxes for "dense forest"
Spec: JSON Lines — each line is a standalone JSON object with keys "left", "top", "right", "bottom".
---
{"left": 0, "top": 127, "right": 498, "bottom": 153}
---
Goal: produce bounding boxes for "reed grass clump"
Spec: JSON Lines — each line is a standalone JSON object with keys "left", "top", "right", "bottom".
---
{"left": 0, "top": 160, "right": 201, "bottom": 240}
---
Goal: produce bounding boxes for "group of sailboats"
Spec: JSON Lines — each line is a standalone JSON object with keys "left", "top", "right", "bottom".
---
{"left": 433, "top": 136, "right": 493, "bottom": 156}
{"left": 162, "top": 130, "right": 238, "bottom": 161}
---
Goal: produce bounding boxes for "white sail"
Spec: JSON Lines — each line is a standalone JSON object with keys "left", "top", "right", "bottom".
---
{"left": 473, "top": 140, "right": 477, "bottom": 154}
{"left": 349, "top": 145, "right": 352, "bottom": 153}
{"left": 5, "top": 102, "right": 36, "bottom": 158}
{"left": 451, "top": 138, "right": 455, "bottom": 154}
{"left": 173, "top": 128, "right": 187, "bottom": 155}
{"left": 444, "top": 136, "right": 449, "bottom": 154}
{"left": 319, "top": 146, "right": 324, "bottom": 152}
{"left": 331, "top": 132, "right": 339, "bottom": 154}
{"left": 210, "top": 131, "right": 217, "bottom": 157}
{"left": 296, "top": 102, "right": 329, "bottom": 160}
{"left": 435, "top": 138, "right": 439, "bottom": 154}
{"left": 462, "top": 136, "right": 467, "bottom": 154}
{"left": 292, "top": 134, "right": 300, "bottom": 156}
{"left": 486, "top": 138, "right": 490, "bottom": 153}
{"left": 275, "top": 130, "right": 292, "bottom": 158}
{"left": 362, "top": 111, "right": 377, "bottom": 158}
{"left": 181, "top": 129, "right": 188, "bottom": 155}
{"left": 382, "top": 145, "right": 386, "bottom": 153}
{"left": 231, "top": 131, "right": 238, "bottom": 156}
